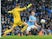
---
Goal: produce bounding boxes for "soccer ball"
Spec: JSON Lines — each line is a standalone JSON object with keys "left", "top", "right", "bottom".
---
{"left": 40, "top": 19, "right": 46, "bottom": 24}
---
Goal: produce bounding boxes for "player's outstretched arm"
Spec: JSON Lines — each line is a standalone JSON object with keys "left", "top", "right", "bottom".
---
{"left": 20, "top": 3, "right": 32, "bottom": 11}
{"left": 8, "top": 10, "right": 13, "bottom": 14}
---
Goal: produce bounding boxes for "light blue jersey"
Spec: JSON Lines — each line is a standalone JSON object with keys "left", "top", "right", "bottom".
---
{"left": 27, "top": 15, "right": 36, "bottom": 26}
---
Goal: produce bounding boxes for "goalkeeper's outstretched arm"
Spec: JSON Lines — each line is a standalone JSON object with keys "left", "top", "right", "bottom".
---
{"left": 8, "top": 10, "right": 13, "bottom": 14}
{"left": 20, "top": 3, "right": 32, "bottom": 11}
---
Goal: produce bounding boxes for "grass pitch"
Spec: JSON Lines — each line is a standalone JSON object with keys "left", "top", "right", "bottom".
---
{"left": 0, "top": 35, "right": 52, "bottom": 39}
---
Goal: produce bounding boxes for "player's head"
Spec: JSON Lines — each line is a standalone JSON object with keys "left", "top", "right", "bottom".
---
{"left": 16, "top": 4, "right": 20, "bottom": 8}
{"left": 31, "top": 10, "right": 36, "bottom": 16}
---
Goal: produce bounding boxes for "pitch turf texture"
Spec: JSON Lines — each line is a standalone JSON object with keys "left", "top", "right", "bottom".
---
{"left": 0, "top": 35, "right": 52, "bottom": 39}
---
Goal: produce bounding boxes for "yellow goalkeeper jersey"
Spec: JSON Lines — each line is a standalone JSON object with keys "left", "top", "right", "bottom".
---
{"left": 8, "top": 4, "right": 32, "bottom": 24}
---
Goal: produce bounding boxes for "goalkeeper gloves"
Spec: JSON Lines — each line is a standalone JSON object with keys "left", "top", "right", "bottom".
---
{"left": 26, "top": 3, "right": 32, "bottom": 9}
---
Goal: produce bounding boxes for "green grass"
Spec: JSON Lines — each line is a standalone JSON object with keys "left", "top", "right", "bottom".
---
{"left": 0, "top": 35, "right": 52, "bottom": 39}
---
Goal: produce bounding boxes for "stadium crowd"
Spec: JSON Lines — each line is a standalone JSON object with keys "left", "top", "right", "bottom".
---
{"left": 1, "top": 0, "right": 52, "bottom": 36}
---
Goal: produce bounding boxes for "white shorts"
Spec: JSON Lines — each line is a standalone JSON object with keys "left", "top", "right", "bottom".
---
{"left": 26, "top": 25, "right": 37, "bottom": 32}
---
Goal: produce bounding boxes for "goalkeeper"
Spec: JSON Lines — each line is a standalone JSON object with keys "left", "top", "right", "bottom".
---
{"left": 3, "top": 3, "right": 32, "bottom": 36}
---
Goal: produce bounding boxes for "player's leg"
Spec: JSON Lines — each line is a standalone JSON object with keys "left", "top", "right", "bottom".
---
{"left": 26, "top": 25, "right": 38, "bottom": 35}
{"left": 31, "top": 25, "right": 38, "bottom": 29}
{"left": 21, "top": 22, "right": 28, "bottom": 32}
{"left": 32, "top": 25, "right": 42, "bottom": 35}
{"left": 18, "top": 22, "right": 28, "bottom": 36}
{"left": 26, "top": 26, "right": 31, "bottom": 35}
{"left": 26, "top": 25, "right": 37, "bottom": 35}
{"left": 3, "top": 23, "right": 17, "bottom": 36}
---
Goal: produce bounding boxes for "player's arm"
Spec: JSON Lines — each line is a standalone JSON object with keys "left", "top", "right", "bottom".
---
{"left": 35, "top": 20, "right": 39, "bottom": 26}
{"left": 20, "top": 3, "right": 32, "bottom": 11}
{"left": 8, "top": 10, "right": 13, "bottom": 14}
{"left": 35, "top": 21, "right": 39, "bottom": 26}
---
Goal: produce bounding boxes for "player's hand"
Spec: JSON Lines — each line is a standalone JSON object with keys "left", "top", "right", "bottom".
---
{"left": 27, "top": 3, "right": 32, "bottom": 8}
{"left": 8, "top": 11, "right": 11, "bottom": 13}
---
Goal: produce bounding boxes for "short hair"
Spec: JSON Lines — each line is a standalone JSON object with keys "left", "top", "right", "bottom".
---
{"left": 30, "top": 10, "right": 36, "bottom": 14}
{"left": 16, "top": 4, "right": 20, "bottom": 6}
{"left": 31, "top": 10, "right": 35, "bottom": 12}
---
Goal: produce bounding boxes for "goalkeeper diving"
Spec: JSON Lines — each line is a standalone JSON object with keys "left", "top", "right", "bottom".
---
{"left": 3, "top": 3, "right": 32, "bottom": 36}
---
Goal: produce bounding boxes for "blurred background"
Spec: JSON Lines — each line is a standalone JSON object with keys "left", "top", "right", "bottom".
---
{"left": 1, "top": 0, "right": 52, "bottom": 36}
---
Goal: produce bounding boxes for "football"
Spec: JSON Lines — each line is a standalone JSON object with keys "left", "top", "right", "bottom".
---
{"left": 40, "top": 19, "right": 46, "bottom": 24}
